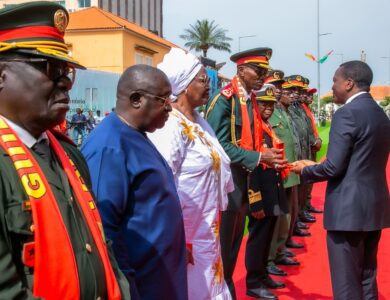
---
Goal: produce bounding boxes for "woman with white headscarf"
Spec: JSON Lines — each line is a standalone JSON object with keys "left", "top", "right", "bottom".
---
{"left": 148, "top": 48, "right": 233, "bottom": 300}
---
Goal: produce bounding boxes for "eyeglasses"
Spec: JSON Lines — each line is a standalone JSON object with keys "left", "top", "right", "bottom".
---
{"left": 196, "top": 75, "right": 210, "bottom": 86}
{"left": 136, "top": 90, "right": 171, "bottom": 106}
{"left": 245, "top": 64, "right": 268, "bottom": 77}
{"left": 282, "top": 90, "right": 297, "bottom": 96}
{"left": 0, "top": 58, "right": 75, "bottom": 85}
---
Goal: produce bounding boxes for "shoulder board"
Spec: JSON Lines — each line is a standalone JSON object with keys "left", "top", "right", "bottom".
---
{"left": 220, "top": 84, "right": 234, "bottom": 100}
{"left": 49, "top": 128, "right": 76, "bottom": 146}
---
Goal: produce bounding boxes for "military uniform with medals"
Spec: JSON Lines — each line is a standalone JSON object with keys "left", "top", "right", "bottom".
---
{"left": 205, "top": 48, "right": 272, "bottom": 299}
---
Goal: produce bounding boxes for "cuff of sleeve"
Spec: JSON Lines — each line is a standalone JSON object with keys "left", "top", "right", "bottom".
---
{"left": 256, "top": 152, "right": 262, "bottom": 166}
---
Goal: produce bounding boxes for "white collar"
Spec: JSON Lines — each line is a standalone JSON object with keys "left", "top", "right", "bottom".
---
{"left": 1, "top": 116, "right": 48, "bottom": 148}
{"left": 345, "top": 91, "right": 367, "bottom": 105}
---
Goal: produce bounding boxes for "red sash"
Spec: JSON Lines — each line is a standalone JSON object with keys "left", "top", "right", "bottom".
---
{"left": 261, "top": 121, "right": 290, "bottom": 178}
{"left": 302, "top": 104, "right": 319, "bottom": 138}
{"left": 231, "top": 75, "right": 263, "bottom": 152}
{"left": 0, "top": 117, "right": 121, "bottom": 300}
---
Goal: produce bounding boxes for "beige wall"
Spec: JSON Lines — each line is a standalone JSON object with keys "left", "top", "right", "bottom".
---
{"left": 122, "top": 32, "right": 171, "bottom": 70}
{"left": 65, "top": 30, "right": 124, "bottom": 73}
{"left": 65, "top": 28, "right": 171, "bottom": 73}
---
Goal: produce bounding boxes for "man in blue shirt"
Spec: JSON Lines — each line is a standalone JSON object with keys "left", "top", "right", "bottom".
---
{"left": 82, "top": 65, "right": 188, "bottom": 300}
{"left": 70, "top": 108, "right": 87, "bottom": 145}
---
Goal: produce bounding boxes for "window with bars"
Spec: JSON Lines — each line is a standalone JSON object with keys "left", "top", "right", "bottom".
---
{"left": 135, "top": 52, "right": 153, "bottom": 66}
{"left": 78, "top": 0, "right": 91, "bottom": 8}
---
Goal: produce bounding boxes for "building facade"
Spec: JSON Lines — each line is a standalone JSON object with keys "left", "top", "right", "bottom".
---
{"left": 65, "top": 6, "right": 176, "bottom": 73}
{"left": 99, "top": 0, "right": 163, "bottom": 37}
{"left": 0, "top": 0, "right": 163, "bottom": 37}
{"left": 0, "top": 0, "right": 98, "bottom": 10}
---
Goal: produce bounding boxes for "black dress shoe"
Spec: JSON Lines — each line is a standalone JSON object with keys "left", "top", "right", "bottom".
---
{"left": 246, "top": 287, "right": 278, "bottom": 299}
{"left": 275, "top": 257, "right": 300, "bottom": 266}
{"left": 293, "top": 228, "right": 311, "bottom": 237}
{"left": 267, "top": 265, "right": 287, "bottom": 276}
{"left": 262, "top": 275, "right": 286, "bottom": 289}
{"left": 299, "top": 213, "right": 316, "bottom": 223}
{"left": 285, "top": 239, "right": 304, "bottom": 249}
{"left": 282, "top": 249, "right": 296, "bottom": 257}
{"left": 307, "top": 205, "right": 323, "bottom": 213}
{"left": 296, "top": 221, "right": 309, "bottom": 229}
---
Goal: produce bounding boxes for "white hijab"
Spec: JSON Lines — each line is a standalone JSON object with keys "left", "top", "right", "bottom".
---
{"left": 157, "top": 48, "right": 202, "bottom": 101}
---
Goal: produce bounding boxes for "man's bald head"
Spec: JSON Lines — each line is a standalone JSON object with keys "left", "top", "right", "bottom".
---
{"left": 117, "top": 64, "right": 170, "bottom": 102}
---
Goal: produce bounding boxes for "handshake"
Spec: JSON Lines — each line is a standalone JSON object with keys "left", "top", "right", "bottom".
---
{"left": 289, "top": 160, "right": 318, "bottom": 174}
{"left": 261, "top": 148, "right": 318, "bottom": 174}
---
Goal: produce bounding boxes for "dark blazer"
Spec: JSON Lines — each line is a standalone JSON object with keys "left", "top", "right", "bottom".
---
{"left": 302, "top": 93, "right": 390, "bottom": 231}
{"left": 248, "top": 131, "right": 288, "bottom": 216}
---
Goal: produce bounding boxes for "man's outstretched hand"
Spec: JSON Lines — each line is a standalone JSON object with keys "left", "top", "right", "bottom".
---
{"left": 290, "top": 160, "right": 318, "bottom": 174}
{"left": 260, "top": 148, "right": 288, "bottom": 170}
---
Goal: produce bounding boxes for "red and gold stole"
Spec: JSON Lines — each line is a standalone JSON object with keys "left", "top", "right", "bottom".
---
{"left": 231, "top": 75, "right": 262, "bottom": 152}
{"left": 302, "top": 104, "right": 319, "bottom": 138}
{"left": 261, "top": 121, "right": 290, "bottom": 178}
{"left": 0, "top": 117, "right": 121, "bottom": 300}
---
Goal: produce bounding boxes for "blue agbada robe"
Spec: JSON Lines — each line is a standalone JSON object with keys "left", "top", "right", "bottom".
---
{"left": 81, "top": 113, "right": 188, "bottom": 300}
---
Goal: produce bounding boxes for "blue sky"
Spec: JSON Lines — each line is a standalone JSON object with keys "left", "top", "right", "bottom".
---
{"left": 163, "top": 0, "right": 390, "bottom": 95}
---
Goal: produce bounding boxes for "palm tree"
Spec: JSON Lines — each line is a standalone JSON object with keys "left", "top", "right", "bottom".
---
{"left": 179, "top": 19, "right": 232, "bottom": 57}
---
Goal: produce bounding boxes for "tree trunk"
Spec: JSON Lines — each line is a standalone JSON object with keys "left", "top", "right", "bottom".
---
{"left": 203, "top": 48, "right": 207, "bottom": 57}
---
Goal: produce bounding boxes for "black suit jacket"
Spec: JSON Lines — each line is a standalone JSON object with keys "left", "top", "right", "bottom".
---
{"left": 248, "top": 131, "right": 288, "bottom": 216}
{"left": 302, "top": 93, "right": 390, "bottom": 231}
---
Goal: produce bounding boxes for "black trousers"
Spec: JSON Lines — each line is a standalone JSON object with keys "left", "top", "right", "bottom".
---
{"left": 287, "top": 186, "right": 299, "bottom": 239}
{"left": 220, "top": 204, "right": 247, "bottom": 299}
{"left": 246, "top": 215, "right": 278, "bottom": 289}
{"left": 327, "top": 230, "right": 382, "bottom": 300}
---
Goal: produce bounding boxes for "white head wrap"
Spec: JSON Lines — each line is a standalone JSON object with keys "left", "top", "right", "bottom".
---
{"left": 157, "top": 48, "right": 202, "bottom": 101}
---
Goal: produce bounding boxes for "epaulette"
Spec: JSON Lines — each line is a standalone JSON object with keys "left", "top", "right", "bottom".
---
{"left": 220, "top": 84, "right": 234, "bottom": 100}
{"left": 49, "top": 128, "right": 76, "bottom": 146}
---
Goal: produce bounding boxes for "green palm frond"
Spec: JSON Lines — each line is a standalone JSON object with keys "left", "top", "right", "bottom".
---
{"left": 179, "top": 19, "right": 232, "bottom": 57}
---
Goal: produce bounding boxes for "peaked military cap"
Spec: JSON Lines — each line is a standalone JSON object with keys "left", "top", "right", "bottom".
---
{"left": 265, "top": 69, "right": 285, "bottom": 84}
{"left": 256, "top": 85, "right": 277, "bottom": 102}
{"left": 230, "top": 47, "right": 272, "bottom": 69}
{"left": 0, "top": 1, "right": 85, "bottom": 69}
{"left": 282, "top": 75, "right": 305, "bottom": 89}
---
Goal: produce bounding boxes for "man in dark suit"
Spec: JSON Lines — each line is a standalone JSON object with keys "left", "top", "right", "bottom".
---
{"left": 292, "top": 61, "right": 390, "bottom": 300}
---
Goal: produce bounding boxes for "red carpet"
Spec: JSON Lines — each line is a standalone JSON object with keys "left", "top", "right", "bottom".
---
{"left": 234, "top": 161, "right": 390, "bottom": 299}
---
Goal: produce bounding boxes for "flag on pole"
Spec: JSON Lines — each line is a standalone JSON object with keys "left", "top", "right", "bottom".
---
{"left": 319, "top": 50, "right": 334, "bottom": 64}
{"left": 305, "top": 53, "right": 317, "bottom": 62}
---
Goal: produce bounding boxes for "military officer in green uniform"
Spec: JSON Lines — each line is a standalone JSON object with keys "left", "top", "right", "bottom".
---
{"left": 266, "top": 72, "right": 302, "bottom": 276}
{"left": 287, "top": 76, "right": 317, "bottom": 236}
{"left": 0, "top": 2, "right": 129, "bottom": 299}
{"left": 301, "top": 79, "right": 323, "bottom": 214}
{"left": 205, "top": 48, "right": 286, "bottom": 300}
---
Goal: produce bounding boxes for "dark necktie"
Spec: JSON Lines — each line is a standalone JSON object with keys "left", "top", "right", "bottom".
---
{"left": 32, "top": 139, "right": 58, "bottom": 175}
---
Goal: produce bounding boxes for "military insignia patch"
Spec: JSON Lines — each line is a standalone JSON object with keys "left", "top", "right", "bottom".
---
{"left": 54, "top": 9, "right": 68, "bottom": 33}
{"left": 274, "top": 72, "right": 281, "bottom": 80}
{"left": 221, "top": 85, "right": 234, "bottom": 99}
{"left": 22, "top": 242, "right": 35, "bottom": 268}
{"left": 266, "top": 87, "right": 274, "bottom": 96}
{"left": 248, "top": 189, "right": 262, "bottom": 204}
{"left": 266, "top": 50, "right": 272, "bottom": 59}
{"left": 296, "top": 75, "right": 302, "bottom": 81}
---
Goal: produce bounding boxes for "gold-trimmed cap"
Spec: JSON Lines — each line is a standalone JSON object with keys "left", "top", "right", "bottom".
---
{"left": 230, "top": 47, "right": 272, "bottom": 69}
{"left": 0, "top": 1, "right": 85, "bottom": 69}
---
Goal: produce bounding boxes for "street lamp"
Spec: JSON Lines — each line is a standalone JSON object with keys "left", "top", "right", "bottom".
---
{"left": 334, "top": 52, "right": 344, "bottom": 64}
{"left": 380, "top": 53, "right": 390, "bottom": 85}
{"left": 238, "top": 35, "right": 256, "bottom": 52}
{"left": 316, "top": 0, "right": 332, "bottom": 122}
